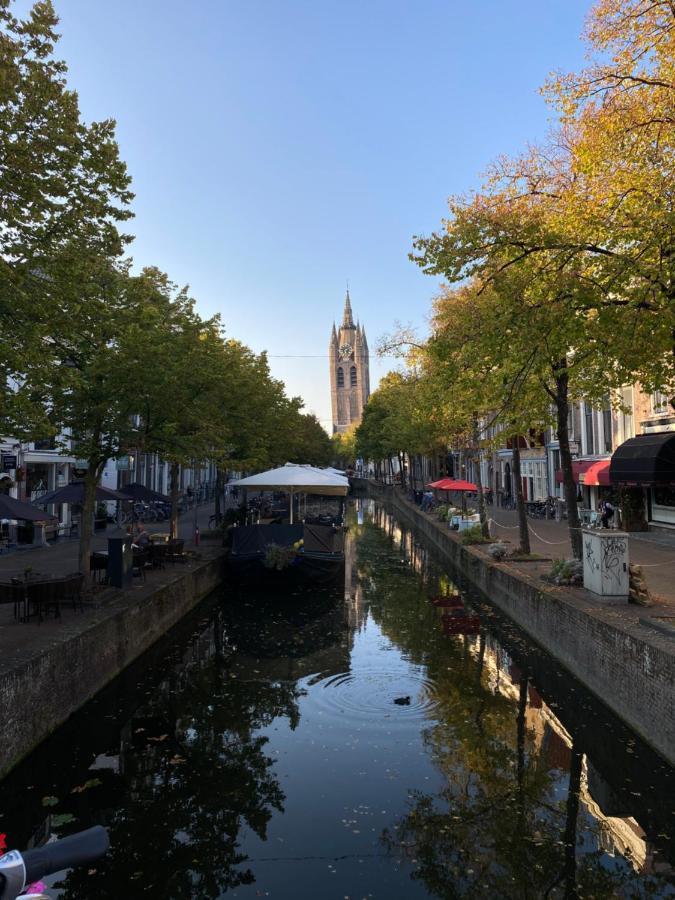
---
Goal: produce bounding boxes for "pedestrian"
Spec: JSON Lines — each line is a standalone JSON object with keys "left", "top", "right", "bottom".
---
{"left": 600, "top": 499, "right": 615, "bottom": 529}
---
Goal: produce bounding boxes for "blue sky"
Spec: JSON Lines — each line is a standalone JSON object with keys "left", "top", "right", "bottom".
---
{"left": 50, "top": 0, "right": 589, "bottom": 431}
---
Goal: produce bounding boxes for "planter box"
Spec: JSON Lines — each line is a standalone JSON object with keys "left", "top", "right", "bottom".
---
{"left": 457, "top": 517, "right": 480, "bottom": 533}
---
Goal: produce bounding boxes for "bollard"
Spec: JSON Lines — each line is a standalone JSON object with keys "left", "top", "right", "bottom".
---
{"left": 194, "top": 525, "right": 200, "bottom": 546}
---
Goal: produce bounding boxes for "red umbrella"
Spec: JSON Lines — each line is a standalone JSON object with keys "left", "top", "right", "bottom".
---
{"left": 427, "top": 478, "right": 477, "bottom": 491}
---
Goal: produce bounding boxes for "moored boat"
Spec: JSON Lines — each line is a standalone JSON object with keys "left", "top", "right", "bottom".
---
{"left": 226, "top": 522, "right": 345, "bottom": 585}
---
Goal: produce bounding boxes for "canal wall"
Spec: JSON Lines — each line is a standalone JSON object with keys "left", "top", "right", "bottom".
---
{"left": 0, "top": 547, "right": 226, "bottom": 778}
{"left": 356, "top": 479, "right": 675, "bottom": 765}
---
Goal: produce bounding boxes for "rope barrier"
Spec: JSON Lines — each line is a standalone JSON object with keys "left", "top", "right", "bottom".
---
{"left": 488, "top": 517, "right": 520, "bottom": 531}
{"left": 630, "top": 559, "right": 675, "bottom": 568}
{"left": 489, "top": 516, "right": 675, "bottom": 563}
{"left": 526, "top": 524, "right": 572, "bottom": 545}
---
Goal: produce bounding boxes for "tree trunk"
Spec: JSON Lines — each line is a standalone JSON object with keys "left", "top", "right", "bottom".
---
{"left": 170, "top": 461, "right": 180, "bottom": 540}
{"left": 554, "top": 363, "right": 582, "bottom": 559}
{"left": 562, "top": 746, "right": 583, "bottom": 899}
{"left": 214, "top": 467, "right": 223, "bottom": 523}
{"left": 516, "top": 672, "right": 529, "bottom": 826}
{"left": 511, "top": 440, "right": 531, "bottom": 555}
{"left": 472, "top": 418, "right": 489, "bottom": 538}
{"left": 78, "top": 463, "right": 100, "bottom": 588}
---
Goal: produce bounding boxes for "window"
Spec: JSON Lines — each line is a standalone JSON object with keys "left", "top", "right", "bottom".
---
{"left": 618, "top": 386, "right": 634, "bottom": 443}
{"left": 337, "top": 367, "right": 344, "bottom": 388}
{"left": 584, "top": 403, "right": 595, "bottom": 455}
{"left": 652, "top": 391, "right": 670, "bottom": 415}
{"left": 602, "top": 396, "right": 612, "bottom": 454}
{"left": 350, "top": 366, "right": 357, "bottom": 387}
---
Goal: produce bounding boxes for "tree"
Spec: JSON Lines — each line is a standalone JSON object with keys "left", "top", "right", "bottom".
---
{"left": 0, "top": 0, "right": 133, "bottom": 411}
{"left": 331, "top": 425, "right": 357, "bottom": 470}
{"left": 356, "top": 371, "right": 449, "bottom": 490}
{"left": 284, "top": 412, "right": 332, "bottom": 467}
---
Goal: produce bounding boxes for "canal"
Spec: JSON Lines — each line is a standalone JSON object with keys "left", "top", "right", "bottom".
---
{"left": 1, "top": 501, "right": 673, "bottom": 898}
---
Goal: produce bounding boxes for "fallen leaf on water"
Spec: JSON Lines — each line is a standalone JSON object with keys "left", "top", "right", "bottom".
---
{"left": 51, "top": 813, "right": 76, "bottom": 827}
{"left": 71, "top": 779, "right": 102, "bottom": 794}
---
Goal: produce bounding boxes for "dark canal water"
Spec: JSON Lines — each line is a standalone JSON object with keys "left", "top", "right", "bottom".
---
{"left": 1, "top": 501, "right": 674, "bottom": 898}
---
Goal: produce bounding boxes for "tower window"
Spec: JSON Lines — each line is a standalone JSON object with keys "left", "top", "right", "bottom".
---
{"left": 350, "top": 366, "right": 357, "bottom": 387}
{"left": 337, "top": 367, "right": 344, "bottom": 387}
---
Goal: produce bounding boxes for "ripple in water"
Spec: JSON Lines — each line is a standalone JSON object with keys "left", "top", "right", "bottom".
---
{"left": 305, "top": 668, "right": 440, "bottom": 721}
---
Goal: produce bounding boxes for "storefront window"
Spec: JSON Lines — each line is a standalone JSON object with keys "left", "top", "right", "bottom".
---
{"left": 26, "top": 463, "right": 50, "bottom": 501}
{"left": 654, "top": 486, "right": 675, "bottom": 508}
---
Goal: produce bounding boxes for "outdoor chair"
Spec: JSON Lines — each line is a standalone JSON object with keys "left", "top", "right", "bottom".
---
{"left": 167, "top": 539, "right": 185, "bottom": 565}
{"left": 25, "top": 579, "right": 61, "bottom": 622}
{"left": 132, "top": 549, "right": 150, "bottom": 581}
{"left": 62, "top": 573, "right": 85, "bottom": 611}
{"left": 0, "top": 581, "right": 24, "bottom": 621}
{"left": 89, "top": 552, "right": 109, "bottom": 584}
{"left": 149, "top": 542, "right": 167, "bottom": 569}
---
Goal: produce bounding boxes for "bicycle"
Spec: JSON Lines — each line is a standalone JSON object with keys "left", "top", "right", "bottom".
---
{"left": 0, "top": 827, "right": 109, "bottom": 899}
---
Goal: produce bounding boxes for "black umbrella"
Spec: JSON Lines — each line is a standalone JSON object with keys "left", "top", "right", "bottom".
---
{"left": 38, "top": 482, "right": 127, "bottom": 506}
{"left": 117, "top": 482, "right": 170, "bottom": 503}
{"left": 0, "top": 494, "right": 57, "bottom": 522}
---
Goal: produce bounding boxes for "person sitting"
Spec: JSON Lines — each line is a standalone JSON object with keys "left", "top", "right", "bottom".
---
{"left": 133, "top": 523, "right": 150, "bottom": 548}
{"left": 600, "top": 499, "right": 615, "bottom": 529}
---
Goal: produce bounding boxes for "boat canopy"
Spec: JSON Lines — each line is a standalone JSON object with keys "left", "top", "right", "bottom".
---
{"left": 234, "top": 463, "right": 349, "bottom": 496}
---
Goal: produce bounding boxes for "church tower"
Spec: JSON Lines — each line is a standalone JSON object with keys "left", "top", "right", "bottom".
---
{"left": 329, "top": 290, "right": 370, "bottom": 433}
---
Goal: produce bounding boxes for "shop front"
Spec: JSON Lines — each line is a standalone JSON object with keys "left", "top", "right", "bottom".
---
{"left": 555, "top": 458, "right": 613, "bottom": 521}
{"left": 610, "top": 431, "right": 675, "bottom": 530}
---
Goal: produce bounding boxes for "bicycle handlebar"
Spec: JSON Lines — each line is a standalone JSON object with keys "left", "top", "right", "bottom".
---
{"left": 23, "top": 826, "right": 109, "bottom": 883}
{"left": 0, "top": 827, "right": 109, "bottom": 899}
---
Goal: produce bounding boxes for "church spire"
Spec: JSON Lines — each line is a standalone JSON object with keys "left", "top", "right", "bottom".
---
{"left": 330, "top": 322, "right": 338, "bottom": 346}
{"left": 342, "top": 290, "right": 354, "bottom": 328}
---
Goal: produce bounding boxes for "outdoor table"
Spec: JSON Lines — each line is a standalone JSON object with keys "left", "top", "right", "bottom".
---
{"left": 10, "top": 573, "right": 53, "bottom": 622}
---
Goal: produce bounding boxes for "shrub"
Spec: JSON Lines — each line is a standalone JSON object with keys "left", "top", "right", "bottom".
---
{"left": 263, "top": 543, "right": 296, "bottom": 570}
{"left": 459, "top": 524, "right": 487, "bottom": 545}
{"left": 550, "top": 557, "right": 583, "bottom": 585}
{"left": 487, "top": 542, "right": 507, "bottom": 560}
{"left": 435, "top": 504, "right": 449, "bottom": 521}
{"left": 221, "top": 506, "right": 247, "bottom": 529}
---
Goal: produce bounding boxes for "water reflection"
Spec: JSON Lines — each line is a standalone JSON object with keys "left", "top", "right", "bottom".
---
{"left": 367, "top": 503, "right": 674, "bottom": 896}
{"left": 0, "top": 501, "right": 671, "bottom": 898}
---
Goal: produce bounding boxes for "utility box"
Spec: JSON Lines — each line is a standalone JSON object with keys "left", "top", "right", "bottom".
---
{"left": 582, "top": 529, "right": 629, "bottom": 601}
{"left": 107, "top": 536, "right": 133, "bottom": 589}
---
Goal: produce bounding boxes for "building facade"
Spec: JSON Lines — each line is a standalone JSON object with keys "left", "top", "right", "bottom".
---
{"left": 329, "top": 291, "right": 370, "bottom": 433}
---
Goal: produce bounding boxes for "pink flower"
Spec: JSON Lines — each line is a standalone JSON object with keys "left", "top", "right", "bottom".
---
{"left": 23, "top": 882, "right": 47, "bottom": 895}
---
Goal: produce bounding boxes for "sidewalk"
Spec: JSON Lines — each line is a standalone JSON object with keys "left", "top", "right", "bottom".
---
{"left": 0, "top": 502, "right": 223, "bottom": 690}
{"left": 0, "top": 502, "right": 216, "bottom": 581}
{"left": 484, "top": 506, "right": 675, "bottom": 604}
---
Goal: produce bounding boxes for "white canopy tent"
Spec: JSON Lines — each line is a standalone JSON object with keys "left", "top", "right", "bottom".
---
{"left": 234, "top": 463, "right": 349, "bottom": 523}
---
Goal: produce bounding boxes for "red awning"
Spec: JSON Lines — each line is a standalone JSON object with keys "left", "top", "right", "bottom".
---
{"left": 555, "top": 459, "right": 611, "bottom": 487}
{"left": 427, "top": 478, "right": 478, "bottom": 492}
